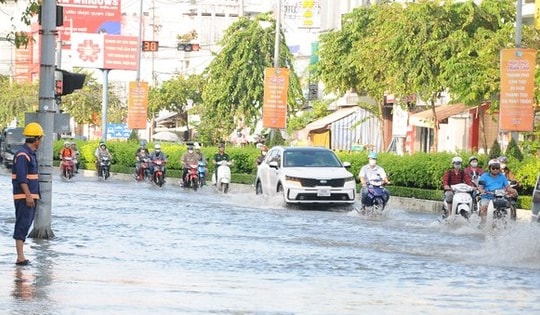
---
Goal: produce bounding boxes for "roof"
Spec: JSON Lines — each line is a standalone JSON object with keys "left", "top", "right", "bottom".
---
{"left": 302, "top": 106, "right": 359, "bottom": 133}
{"left": 155, "top": 112, "right": 179, "bottom": 122}
{"left": 409, "top": 103, "right": 471, "bottom": 128}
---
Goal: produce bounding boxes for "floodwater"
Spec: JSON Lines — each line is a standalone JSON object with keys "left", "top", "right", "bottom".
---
{"left": 1, "top": 172, "right": 540, "bottom": 314}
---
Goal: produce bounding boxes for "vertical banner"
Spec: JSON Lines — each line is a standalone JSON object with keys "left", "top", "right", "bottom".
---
{"left": 127, "top": 81, "right": 149, "bottom": 129}
{"left": 536, "top": 0, "right": 540, "bottom": 30}
{"left": 263, "top": 67, "right": 289, "bottom": 129}
{"left": 499, "top": 48, "right": 536, "bottom": 132}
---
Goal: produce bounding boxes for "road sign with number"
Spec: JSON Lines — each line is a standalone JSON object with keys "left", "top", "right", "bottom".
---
{"left": 142, "top": 41, "right": 159, "bottom": 52}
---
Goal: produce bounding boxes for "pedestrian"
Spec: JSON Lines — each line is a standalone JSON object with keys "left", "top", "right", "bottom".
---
{"left": 12, "top": 122, "right": 44, "bottom": 266}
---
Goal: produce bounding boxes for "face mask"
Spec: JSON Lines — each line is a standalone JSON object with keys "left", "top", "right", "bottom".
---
{"left": 453, "top": 163, "right": 461, "bottom": 170}
{"left": 369, "top": 160, "right": 377, "bottom": 167}
{"left": 470, "top": 161, "right": 478, "bottom": 168}
{"left": 188, "top": 150, "right": 193, "bottom": 153}
{"left": 262, "top": 151, "right": 267, "bottom": 156}
{"left": 500, "top": 163, "right": 506, "bottom": 169}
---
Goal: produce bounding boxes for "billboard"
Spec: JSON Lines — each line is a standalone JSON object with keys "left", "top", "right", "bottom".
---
{"left": 263, "top": 68, "right": 289, "bottom": 129}
{"left": 127, "top": 81, "right": 149, "bottom": 129}
{"left": 499, "top": 48, "right": 536, "bottom": 132}
{"left": 71, "top": 33, "right": 138, "bottom": 71}
{"left": 58, "top": 0, "right": 122, "bottom": 48}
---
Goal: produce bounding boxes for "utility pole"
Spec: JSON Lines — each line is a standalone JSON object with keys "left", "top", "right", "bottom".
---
{"left": 29, "top": 0, "right": 57, "bottom": 239}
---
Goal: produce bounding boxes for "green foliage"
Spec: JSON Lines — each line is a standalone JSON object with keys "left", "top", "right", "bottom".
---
{"left": 0, "top": 76, "right": 38, "bottom": 128}
{"left": 505, "top": 137, "right": 524, "bottom": 162}
{"left": 266, "top": 129, "right": 286, "bottom": 148}
{"left": 128, "top": 130, "right": 139, "bottom": 143}
{"left": 200, "top": 13, "right": 304, "bottom": 143}
{"left": 489, "top": 139, "right": 502, "bottom": 159}
{"left": 287, "top": 99, "right": 332, "bottom": 134}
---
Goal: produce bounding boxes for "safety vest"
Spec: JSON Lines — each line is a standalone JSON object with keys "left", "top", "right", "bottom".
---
{"left": 12, "top": 144, "right": 40, "bottom": 200}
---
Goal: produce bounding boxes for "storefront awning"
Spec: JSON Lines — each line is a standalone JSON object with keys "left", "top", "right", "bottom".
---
{"left": 303, "top": 106, "right": 359, "bottom": 133}
{"left": 409, "top": 103, "right": 470, "bottom": 128}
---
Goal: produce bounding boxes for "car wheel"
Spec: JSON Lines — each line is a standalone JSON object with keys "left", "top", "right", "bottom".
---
{"left": 255, "top": 181, "right": 263, "bottom": 195}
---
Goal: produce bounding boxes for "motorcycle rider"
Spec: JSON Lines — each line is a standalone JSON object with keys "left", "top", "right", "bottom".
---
{"left": 70, "top": 142, "right": 80, "bottom": 173}
{"left": 477, "top": 159, "right": 517, "bottom": 227}
{"left": 134, "top": 143, "right": 150, "bottom": 179}
{"left": 498, "top": 155, "right": 519, "bottom": 204}
{"left": 358, "top": 152, "right": 390, "bottom": 206}
{"left": 442, "top": 156, "right": 474, "bottom": 218}
{"left": 181, "top": 144, "right": 201, "bottom": 186}
{"left": 212, "top": 143, "right": 231, "bottom": 185}
{"left": 464, "top": 156, "right": 484, "bottom": 186}
{"left": 59, "top": 141, "right": 74, "bottom": 175}
{"left": 94, "top": 142, "right": 112, "bottom": 177}
{"left": 255, "top": 144, "right": 268, "bottom": 166}
{"left": 149, "top": 143, "right": 167, "bottom": 177}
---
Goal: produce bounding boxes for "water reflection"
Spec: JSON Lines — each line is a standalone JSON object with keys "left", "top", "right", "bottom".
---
{"left": 12, "top": 268, "right": 35, "bottom": 301}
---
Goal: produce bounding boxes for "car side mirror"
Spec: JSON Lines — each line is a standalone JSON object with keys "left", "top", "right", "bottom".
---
{"left": 269, "top": 161, "right": 279, "bottom": 169}
{"left": 342, "top": 161, "right": 351, "bottom": 168}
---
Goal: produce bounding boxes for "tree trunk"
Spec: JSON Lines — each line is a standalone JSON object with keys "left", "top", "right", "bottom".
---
{"left": 430, "top": 98, "right": 439, "bottom": 152}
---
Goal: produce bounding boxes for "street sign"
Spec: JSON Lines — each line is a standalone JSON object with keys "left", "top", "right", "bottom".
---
{"left": 142, "top": 41, "right": 159, "bottom": 52}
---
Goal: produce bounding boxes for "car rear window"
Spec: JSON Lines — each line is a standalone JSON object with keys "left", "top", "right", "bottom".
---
{"left": 283, "top": 150, "right": 342, "bottom": 167}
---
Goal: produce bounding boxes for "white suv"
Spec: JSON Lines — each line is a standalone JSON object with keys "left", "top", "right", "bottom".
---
{"left": 255, "top": 146, "right": 356, "bottom": 204}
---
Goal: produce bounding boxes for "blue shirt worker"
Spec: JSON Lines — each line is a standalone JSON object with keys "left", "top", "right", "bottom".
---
{"left": 12, "top": 122, "right": 44, "bottom": 266}
{"left": 477, "top": 159, "right": 516, "bottom": 227}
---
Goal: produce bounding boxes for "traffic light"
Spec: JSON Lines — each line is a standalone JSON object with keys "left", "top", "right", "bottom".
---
{"left": 176, "top": 42, "right": 200, "bottom": 52}
{"left": 55, "top": 69, "right": 86, "bottom": 96}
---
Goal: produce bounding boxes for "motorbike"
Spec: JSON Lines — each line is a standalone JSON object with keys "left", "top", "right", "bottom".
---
{"left": 198, "top": 160, "right": 207, "bottom": 187}
{"left": 356, "top": 178, "right": 390, "bottom": 217}
{"left": 484, "top": 189, "right": 517, "bottom": 229}
{"left": 213, "top": 160, "right": 232, "bottom": 193}
{"left": 61, "top": 156, "right": 75, "bottom": 180}
{"left": 98, "top": 156, "right": 111, "bottom": 180}
{"left": 135, "top": 157, "right": 152, "bottom": 182}
{"left": 152, "top": 159, "right": 166, "bottom": 187}
{"left": 441, "top": 183, "right": 475, "bottom": 222}
{"left": 183, "top": 163, "right": 199, "bottom": 191}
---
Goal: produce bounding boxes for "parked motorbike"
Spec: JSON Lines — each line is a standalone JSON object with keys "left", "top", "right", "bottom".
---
{"left": 152, "top": 159, "right": 166, "bottom": 187}
{"left": 98, "top": 156, "right": 111, "bottom": 180}
{"left": 183, "top": 163, "right": 199, "bottom": 191}
{"left": 213, "top": 160, "right": 232, "bottom": 193}
{"left": 442, "top": 183, "right": 475, "bottom": 222}
{"left": 198, "top": 160, "right": 207, "bottom": 187}
{"left": 61, "top": 156, "right": 75, "bottom": 180}
{"left": 484, "top": 189, "right": 517, "bottom": 229}
{"left": 356, "top": 178, "right": 390, "bottom": 217}
{"left": 135, "top": 157, "right": 152, "bottom": 182}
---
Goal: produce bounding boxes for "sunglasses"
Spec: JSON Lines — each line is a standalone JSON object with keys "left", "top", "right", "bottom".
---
{"left": 490, "top": 167, "right": 500, "bottom": 170}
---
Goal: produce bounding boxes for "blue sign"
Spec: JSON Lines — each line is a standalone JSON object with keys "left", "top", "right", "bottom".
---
{"left": 107, "top": 123, "right": 131, "bottom": 140}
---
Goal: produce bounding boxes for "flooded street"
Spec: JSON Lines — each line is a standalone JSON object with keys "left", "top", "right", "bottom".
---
{"left": 1, "top": 173, "right": 540, "bottom": 314}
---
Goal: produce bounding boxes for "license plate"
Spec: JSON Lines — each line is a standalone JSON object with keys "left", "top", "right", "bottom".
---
{"left": 317, "top": 188, "right": 331, "bottom": 197}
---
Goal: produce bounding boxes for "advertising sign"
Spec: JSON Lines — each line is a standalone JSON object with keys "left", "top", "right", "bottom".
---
{"left": 71, "top": 33, "right": 138, "bottom": 71}
{"left": 263, "top": 68, "right": 289, "bottom": 129}
{"left": 107, "top": 123, "right": 131, "bottom": 140}
{"left": 58, "top": 0, "right": 122, "bottom": 48}
{"left": 127, "top": 81, "right": 149, "bottom": 129}
{"left": 499, "top": 48, "right": 536, "bottom": 132}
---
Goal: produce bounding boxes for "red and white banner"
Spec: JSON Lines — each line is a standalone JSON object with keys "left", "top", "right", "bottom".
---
{"left": 71, "top": 33, "right": 138, "bottom": 71}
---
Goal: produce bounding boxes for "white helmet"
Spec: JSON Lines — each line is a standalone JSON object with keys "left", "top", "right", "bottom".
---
{"left": 155, "top": 144, "right": 161, "bottom": 150}
{"left": 451, "top": 156, "right": 462, "bottom": 164}
{"left": 193, "top": 142, "right": 201, "bottom": 149}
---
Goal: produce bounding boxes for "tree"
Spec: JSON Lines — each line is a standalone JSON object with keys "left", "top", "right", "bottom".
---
{"left": 0, "top": 0, "right": 40, "bottom": 47}
{"left": 0, "top": 75, "right": 38, "bottom": 127}
{"left": 489, "top": 139, "right": 502, "bottom": 159}
{"left": 505, "top": 137, "right": 524, "bottom": 162}
{"left": 201, "top": 13, "right": 303, "bottom": 144}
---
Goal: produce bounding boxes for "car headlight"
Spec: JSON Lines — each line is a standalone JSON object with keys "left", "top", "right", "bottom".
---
{"left": 344, "top": 176, "right": 355, "bottom": 183}
{"left": 285, "top": 175, "right": 302, "bottom": 183}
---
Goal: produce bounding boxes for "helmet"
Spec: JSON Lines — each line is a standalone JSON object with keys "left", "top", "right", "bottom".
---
{"left": 468, "top": 156, "right": 478, "bottom": 163}
{"left": 193, "top": 142, "right": 201, "bottom": 149}
{"left": 155, "top": 144, "right": 161, "bottom": 150}
{"left": 187, "top": 144, "right": 194, "bottom": 150}
{"left": 261, "top": 145, "right": 268, "bottom": 151}
{"left": 488, "top": 159, "right": 500, "bottom": 168}
{"left": 498, "top": 156, "right": 508, "bottom": 163}
{"left": 368, "top": 152, "right": 378, "bottom": 160}
{"left": 99, "top": 142, "right": 106, "bottom": 148}
{"left": 22, "top": 122, "right": 44, "bottom": 137}
{"left": 64, "top": 141, "right": 70, "bottom": 146}
{"left": 218, "top": 143, "right": 225, "bottom": 148}
{"left": 451, "top": 156, "right": 462, "bottom": 164}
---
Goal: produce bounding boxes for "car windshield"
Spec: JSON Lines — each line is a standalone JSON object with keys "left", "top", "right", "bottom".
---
{"left": 283, "top": 150, "right": 342, "bottom": 167}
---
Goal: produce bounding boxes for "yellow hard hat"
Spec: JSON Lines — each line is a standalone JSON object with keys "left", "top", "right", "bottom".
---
{"left": 23, "top": 122, "right": 44, "bottom": 137}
